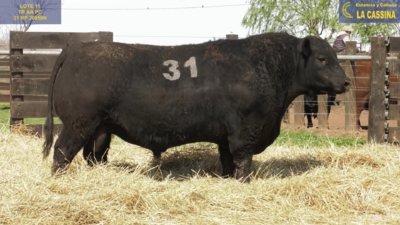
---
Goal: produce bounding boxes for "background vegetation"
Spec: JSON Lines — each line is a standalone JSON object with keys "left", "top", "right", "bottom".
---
{"left": 242, "top": 0, "right": 400, "bottom": 43}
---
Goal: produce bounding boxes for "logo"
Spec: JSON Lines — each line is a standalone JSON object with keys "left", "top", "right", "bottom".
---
{"left": 339, "top": 0, "right": 400, "bottom": 23}
{"left": 342, "top": 2, "right": 353, "bottom": 18}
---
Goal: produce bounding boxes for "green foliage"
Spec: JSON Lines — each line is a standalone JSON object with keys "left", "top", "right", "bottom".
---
{"left": 242, "top": 0, "right": 399, "bottom": 43}
{"left": 275, "top": 130, "right": 366, "bottom": 147}
{"left": 352, "top": 23, "right": 399, "bottom": 43}
{"left": 0, "top": 104, "right": 10, "bottom": 125}
{"left": 242, "top": 0, "right": 340, "bottom": 39}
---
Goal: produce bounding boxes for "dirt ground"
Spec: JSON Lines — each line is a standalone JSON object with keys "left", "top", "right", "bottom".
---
{"left": 281, "top": 104, "right": 397, "bottom": 140}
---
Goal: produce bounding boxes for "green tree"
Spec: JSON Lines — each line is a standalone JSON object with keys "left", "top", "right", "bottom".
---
{"left": 353, "top": 23, "right": 398, "bottom": 43}
{"left": 242, "top": 0, "right": 399, "bottom": 43}
{"left": 242, "top": 0, "right": 340, "bottom": 39}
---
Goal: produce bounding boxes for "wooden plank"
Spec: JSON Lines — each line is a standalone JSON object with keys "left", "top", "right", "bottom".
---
{"left": 368, "top": 37, "right": 387, "bottom": 143}
{"left": 10, "top": 55, "right": 58, "bottom": 73}
{"left": 293, "top": 95, "right": 304, "bottom": 126}
{"left": 344, "top": 41, "right": 358, "bottom": 131}
{"left": 10, "top": 31, "right": 113, "bottom": 49}
{"left": 388, "top": 37, "right": 400, "bottom": 53}
{"left": 0, "top": 90, "right": 10, "bottom": 95}
{"left": 388, "top": 105, "right": 400, "bottom": 120}
{"left": 11, "top": 78, "right": 49, "bottom": 96}
{"left": 0, "top": 83, "right": 10, "bottom": 89}
{"left": 0, "top": 61, "right": 9, "bottom": 67}
{"left": 10, "top": 101, "right": 57, "bottom": 118}
{"left": 390, "top": 82, "right": 400, "bottom": 98}
{"left": 318, "top": 94, "right": 328, "bottom": 128}
{"left": 22, "top": 74, "right": 50, "bottom": 79}
{"left": 226, "top": 34, "right": 239, "bottom": 40}
{"left": 390, "top": 60, "right": 400, "bottom": 76}
{"left": 0, "top": 78, "right": 9, "bottom": 84}
{"left": 282, "top": 109, "right": 290, "bottom": 124}
{"left": 24, "top": 96, "right": 48, "bottom": 101}
{"left": 388, "top": 127, "right": 400, "bottom": 142}
{"left": 11, "top": 124, "right": 63, "bottom": 137}
{"left": 0, "top": 95, "right": 10, "bottom": 103}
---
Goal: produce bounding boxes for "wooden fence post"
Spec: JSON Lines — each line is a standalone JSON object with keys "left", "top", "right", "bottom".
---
{"left": 226, "top": 34, "right": 238, "bottom": 40}
{"left": 318, "top": 94, "right": 328, "bottom": 128}
{"left": 9, "top": 34, "right": 23, "bottom": 127}
{"left": 368, "top": 37, "right": 386, "bottom": 143}
{"left": 294, "top": 95, "right": 304, "bottom": 126}
{"left": 344, "top": 41, "right": 358, "bottom": 131}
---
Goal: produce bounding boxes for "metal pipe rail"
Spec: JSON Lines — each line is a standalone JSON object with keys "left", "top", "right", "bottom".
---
{"left": 338, "top": 55, "right": 397, "bottom": 61}
{"left": 0, "top": 50, "right": 62, "bottom": 55}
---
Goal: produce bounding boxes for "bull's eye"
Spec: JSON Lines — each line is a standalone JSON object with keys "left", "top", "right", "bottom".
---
{"left": 317, "top": 57, "right": 326, "bottom": 63}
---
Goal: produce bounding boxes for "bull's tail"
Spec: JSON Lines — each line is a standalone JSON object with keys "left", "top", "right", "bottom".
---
{"left": 42, "top": 45, "right": 70, "bottom": 159}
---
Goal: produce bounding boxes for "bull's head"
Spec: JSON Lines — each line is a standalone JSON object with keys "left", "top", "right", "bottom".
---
{"left": 297, "top": 36, "right": 351, "bottom": 96}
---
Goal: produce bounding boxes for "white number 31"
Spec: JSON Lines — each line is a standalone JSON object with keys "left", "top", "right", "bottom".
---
{"left": 163, "top": 57, "right": 197, "bottom": 81}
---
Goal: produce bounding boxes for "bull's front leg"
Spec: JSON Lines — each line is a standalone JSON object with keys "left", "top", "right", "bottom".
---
{"left": 228, "top": 125, "right": 260, "bottom": 183}
{"left": 231, "top": 145, "right": 253, "bottom": 183}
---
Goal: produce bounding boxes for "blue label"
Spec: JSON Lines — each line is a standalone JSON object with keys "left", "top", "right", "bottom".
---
{"left": 0, "top": 0, "right": 61, "bottom": 24}
{"left": 339, "top": 0, "right": 400, "bottom": 23}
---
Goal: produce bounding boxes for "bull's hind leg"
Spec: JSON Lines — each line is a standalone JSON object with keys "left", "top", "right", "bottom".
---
{"left": 218, "top": 142, "right": 235, "bottom": 178}
{"left": 83, "top": 126, "right": 112, "bottom": 166}
{"left": 150, "top": 149, "right": 167, "bottom": 165}
{"left": 306, "top": 114, "right": 313, "bottom": 128}
{"left": 52, "top": 128, "right": 86, "bottom": 175}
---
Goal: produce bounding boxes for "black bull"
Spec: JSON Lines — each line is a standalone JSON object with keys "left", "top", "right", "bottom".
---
{"left": 43, "top": 33, "right": 351, "bottom": 182}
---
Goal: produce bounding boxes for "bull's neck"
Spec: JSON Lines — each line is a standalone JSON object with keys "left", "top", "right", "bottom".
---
{"left": 284, "top": 69, "right": 310, "bottom": 109}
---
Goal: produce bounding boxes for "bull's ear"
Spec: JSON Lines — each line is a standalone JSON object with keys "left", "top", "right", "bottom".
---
{"left": 298, "top": 38, "right": 311, "bottom": 56}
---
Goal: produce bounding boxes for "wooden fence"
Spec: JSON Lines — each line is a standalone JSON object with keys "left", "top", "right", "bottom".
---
{"left": 9, "top": 31, "right": 113, "bottom": 136}
{"left": 370, "top": 36, "right": 400, "bottom": 143}
{"left": 0, "top": 53, "right": 9, "bottom": 103}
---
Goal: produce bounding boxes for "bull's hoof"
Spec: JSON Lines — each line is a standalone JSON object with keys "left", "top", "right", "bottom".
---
{"left": 237, "top": 176, "right": 251, "bottom": 183}
{"left": 151, "top": 155, "right": 162, "bottom": 166}
{"left": 235, "top": 171, "right": 251, "bottom": 183}
{"left": 87, "top": 160, "right": 108, "bottom": 167}
{"left": 307, "top": 124, "right": 313, "bottom": 128}
{"left": 85, "top": 155, "right": 108, "bottom": 167}
{"left": 220, "top": 171, "right": 234, "bottom": 179}
{"left": 51, "top": 163, "right": 69, "bottom": 176}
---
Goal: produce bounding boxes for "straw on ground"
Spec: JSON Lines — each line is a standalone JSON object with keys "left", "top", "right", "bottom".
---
{"left": 0, "top": 128, "right": 399, "bottom": 224}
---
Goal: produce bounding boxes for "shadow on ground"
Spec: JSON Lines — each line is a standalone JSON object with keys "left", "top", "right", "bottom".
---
{"left": 107, "top": 147, "right": 326, "bottom": 181}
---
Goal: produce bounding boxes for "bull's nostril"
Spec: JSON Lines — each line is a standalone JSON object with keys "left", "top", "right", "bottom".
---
{"left": 344, "top": 80, "right": 352, "bottom": 87}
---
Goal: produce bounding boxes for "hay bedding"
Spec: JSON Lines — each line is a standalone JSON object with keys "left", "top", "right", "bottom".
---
{"left": 1, "top": 129, "right": 400, "bottom": 224}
